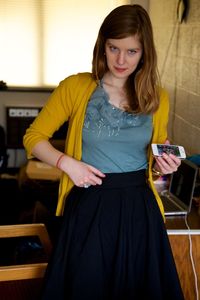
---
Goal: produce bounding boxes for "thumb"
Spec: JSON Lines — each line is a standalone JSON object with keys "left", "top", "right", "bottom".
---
{"left": 164, "top": 139, "right": 170, "bottom": 145}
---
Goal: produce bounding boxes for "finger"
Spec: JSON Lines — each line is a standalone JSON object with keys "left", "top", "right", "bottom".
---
{"left": 155, "top": 155, "right": 174, "bottom": 173}
{"left": 158, "top": 154, "right": 179, "bottom": 172}
{"left": 163, "top": 153, "right": 179, "bottom": 166}
{"left": 80, "top": 171, "right": 105, "bottom": 186}
{"left": 88, "top": 173, "right": 104, "bottom": 185}
{"left": 82, "top": 175, "right": 99, "bottom": 186}
{"left": 164, "top": 139, "right": 170, "bottom": 145}
{"left": 155, "top": 157, "right": 170, "bottom": 173}
{"left": 168, "top": 154, "right": 181, "bottom": 166}
{"left": 89, "top": 166, "right": 106, "bottom": 178}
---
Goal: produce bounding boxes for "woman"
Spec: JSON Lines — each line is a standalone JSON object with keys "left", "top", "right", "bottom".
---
{"left": 23, "top": 4, "right": 184, "bottom": 300}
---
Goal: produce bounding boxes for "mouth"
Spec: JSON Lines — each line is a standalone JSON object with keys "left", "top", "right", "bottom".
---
{"left": 114, "top": 67, "right": 127, "bottom": 73}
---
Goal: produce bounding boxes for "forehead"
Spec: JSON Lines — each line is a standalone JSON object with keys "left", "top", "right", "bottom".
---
{"left": 106, "top": 35, "right": 142, "bottom": 49}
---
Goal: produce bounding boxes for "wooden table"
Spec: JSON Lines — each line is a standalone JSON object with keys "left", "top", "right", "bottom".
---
{"left": 166, "top": 205, "right": 200, "bottom": 230}
{"left": 26, "top": 160, "right": 62, "bottom": 181}
{"left": 165, "top": 205, "right": 200, "bottom": 300}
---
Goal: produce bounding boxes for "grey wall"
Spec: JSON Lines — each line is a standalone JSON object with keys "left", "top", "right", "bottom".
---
{"left": 149, "top": 0, "right": 200, "bottom": 155}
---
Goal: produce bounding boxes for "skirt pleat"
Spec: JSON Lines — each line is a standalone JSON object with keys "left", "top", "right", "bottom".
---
{"left": 41, "top": 170, "right": 184, "bottom": 300}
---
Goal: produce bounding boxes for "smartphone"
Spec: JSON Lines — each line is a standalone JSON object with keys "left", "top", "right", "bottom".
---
{"left": 151, "top": 143, "right": 186, "bottom": 159}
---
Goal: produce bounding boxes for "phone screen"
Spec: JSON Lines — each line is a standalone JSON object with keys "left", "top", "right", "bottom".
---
{"left": 157, "top": 144, "right": 181, "bottom": 156}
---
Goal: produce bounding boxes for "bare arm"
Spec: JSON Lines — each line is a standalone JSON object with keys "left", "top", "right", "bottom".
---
{"left": 31, "top": 140, "right": 64, "bottom": 167}
{"left": 31, "top": 140, "right": 105, "bottom": 187}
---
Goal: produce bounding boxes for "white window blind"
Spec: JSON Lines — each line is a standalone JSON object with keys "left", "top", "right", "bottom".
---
{"left": 0, "top": 0, "right": 129, "bottom": 87}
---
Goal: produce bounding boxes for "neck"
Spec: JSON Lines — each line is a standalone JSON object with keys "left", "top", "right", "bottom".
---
{"left": 102, "top": 73, "right": 126, "bottom": 89}
{"left": 101, "top": 75, "right": 128, "bottom": 109}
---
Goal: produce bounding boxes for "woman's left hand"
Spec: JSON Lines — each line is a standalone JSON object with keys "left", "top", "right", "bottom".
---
{"left": 153, "top": 153, "right": 181, "bottom": 175}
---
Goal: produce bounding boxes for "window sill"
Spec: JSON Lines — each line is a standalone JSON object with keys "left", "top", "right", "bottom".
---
{"left": 0, "top": 86, "right": 55, "bottom": 93}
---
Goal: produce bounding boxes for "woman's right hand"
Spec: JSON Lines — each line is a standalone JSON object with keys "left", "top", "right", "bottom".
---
{"left": 59, "top": 155, "right": 106, "bottom": 187}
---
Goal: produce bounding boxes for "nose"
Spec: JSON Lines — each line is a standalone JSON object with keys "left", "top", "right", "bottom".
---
{"left": 117, "top": 51, "right": 125, "bottom": 65}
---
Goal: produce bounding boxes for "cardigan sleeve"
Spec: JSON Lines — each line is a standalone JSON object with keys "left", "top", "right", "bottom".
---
{"left": 148, "top": 87, "right": 170, "bottom": 165}
{"left": 152, "top": 88, "right": 169, "bottom": 144}
{"left": 23, "top": 75, "right": 79, "bottom": 158}
{"left": 147, "top": 87, "right": 170, "bottom": 220}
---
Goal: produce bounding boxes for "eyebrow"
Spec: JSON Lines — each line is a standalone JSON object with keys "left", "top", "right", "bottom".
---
{"left": 106, "top": 41, "right": 141, "bottom": 51}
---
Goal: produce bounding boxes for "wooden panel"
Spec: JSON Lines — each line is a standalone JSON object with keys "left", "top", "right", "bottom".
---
{"left": 0, "top": 263, "right": 47, "bottom": 281}
{"left": 0, "top": 223, "right": 52, "bottom": 282}
{"left": 0, "top": 223, "right": 52, "bottom": 255}
{"left": 168, "top": 234, "right": 200, "bottom": 300}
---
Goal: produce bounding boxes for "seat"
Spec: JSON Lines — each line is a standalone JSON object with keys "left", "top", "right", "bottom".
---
{"left": 0, "top": 223, "right": 52, "bottom": 300}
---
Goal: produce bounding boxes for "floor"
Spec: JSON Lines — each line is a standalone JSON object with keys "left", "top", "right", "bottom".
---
{"left": 0, "top": 279, "right": 43, "bottom": 300}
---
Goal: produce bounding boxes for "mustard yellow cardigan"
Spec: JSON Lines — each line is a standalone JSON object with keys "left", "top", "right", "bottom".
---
{"left": 23, "top": 72, "right": 169, "bottom": 218}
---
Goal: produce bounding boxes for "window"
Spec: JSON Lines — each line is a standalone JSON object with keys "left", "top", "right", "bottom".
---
{"left": 0, "top": 0, "right": 129, "bottom": 87}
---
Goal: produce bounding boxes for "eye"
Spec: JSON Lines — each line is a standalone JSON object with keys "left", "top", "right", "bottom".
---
{"left": 128, "top": 49, "right": 137, "bottom": 55}
{"left": 109, "top": 46, "right": 118, "bottom": 52}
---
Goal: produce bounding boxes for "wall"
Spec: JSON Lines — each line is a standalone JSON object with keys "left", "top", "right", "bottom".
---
{"left": 131, "top": 0, "right": 149, "bottom": 11}
{"left": 149, "top": 0, "right": 200, "bottom": 155}
{"left": 1, "top": 0, "right": 199, "bottom": 168}
{"left": 0, "top": 0, "right": 132, "bottom": 168}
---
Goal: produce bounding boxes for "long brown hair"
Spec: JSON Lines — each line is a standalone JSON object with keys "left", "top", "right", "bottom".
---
{"left": 92, "top": 5, "right": 160, "bottom": 114}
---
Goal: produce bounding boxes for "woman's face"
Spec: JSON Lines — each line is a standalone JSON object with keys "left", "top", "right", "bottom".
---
{"left": 105, "top": 35, "right": 143, "bottom": 81}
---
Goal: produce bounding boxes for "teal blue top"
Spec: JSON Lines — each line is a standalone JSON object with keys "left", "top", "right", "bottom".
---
{"left": 82, "top": 83, "right": 153, "bottom": 173}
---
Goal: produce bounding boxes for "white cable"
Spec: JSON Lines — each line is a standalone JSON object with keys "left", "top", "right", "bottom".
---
{"left": 184, "top": 215, "right": 199, "bottom": 300}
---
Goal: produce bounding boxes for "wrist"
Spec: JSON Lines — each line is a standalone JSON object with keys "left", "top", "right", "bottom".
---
{"left": 56, "top": 154, "right": 66, "bottom": 169}
{"left": 58, "top": 154, "right": 75, "bottom": 174}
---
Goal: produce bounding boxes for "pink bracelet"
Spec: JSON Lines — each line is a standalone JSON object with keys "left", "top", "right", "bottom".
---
{"left": 56, "top": 154, "right": 65, "bottom": 169}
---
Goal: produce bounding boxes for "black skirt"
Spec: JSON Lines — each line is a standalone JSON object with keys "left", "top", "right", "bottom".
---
{"left": 41, "top": 170, "right": 184, "bottom": 300}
